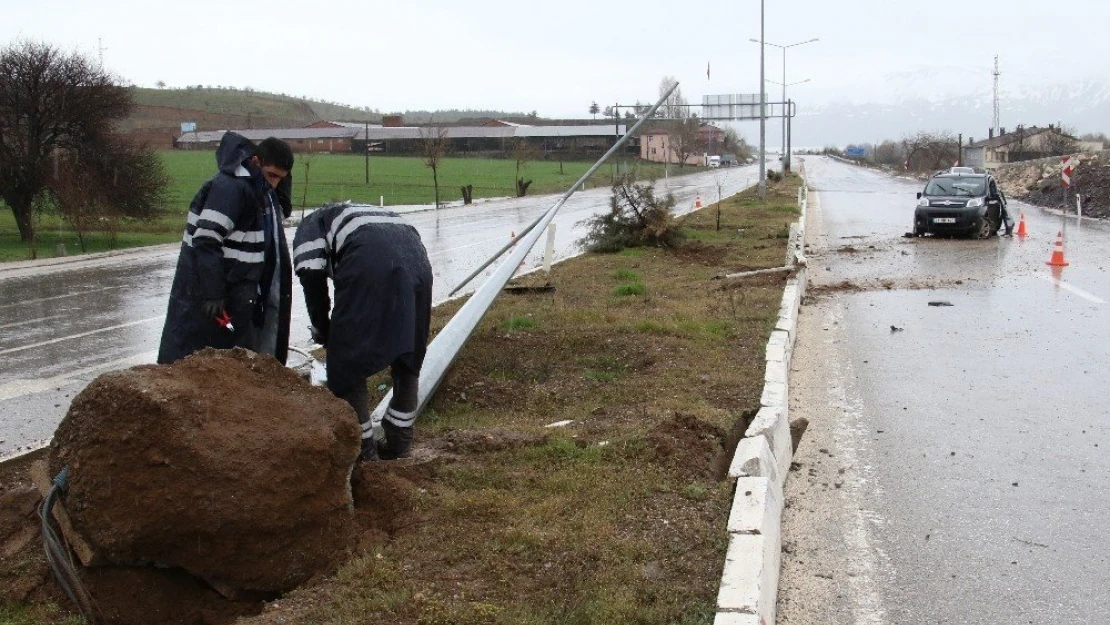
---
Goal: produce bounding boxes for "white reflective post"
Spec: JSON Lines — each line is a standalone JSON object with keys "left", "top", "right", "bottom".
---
{"left": 544, "top": 223, "right": 556, "bottom": 274}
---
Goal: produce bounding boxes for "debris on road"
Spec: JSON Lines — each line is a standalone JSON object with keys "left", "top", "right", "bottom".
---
{"left": 928, "top": 301, "right": 954, "bottom": 307}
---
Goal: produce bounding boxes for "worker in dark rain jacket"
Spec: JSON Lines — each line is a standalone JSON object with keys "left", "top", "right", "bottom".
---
{"left": 292, "top": 202, "right": 433, "bottom": 461}
{"left": 157, "top": 133, "right": 294, "bottom": 365}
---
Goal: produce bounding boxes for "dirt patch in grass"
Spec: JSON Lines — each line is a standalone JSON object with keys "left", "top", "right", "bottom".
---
{"left": 0, "top": 175, "right": 802, "bottom": 624}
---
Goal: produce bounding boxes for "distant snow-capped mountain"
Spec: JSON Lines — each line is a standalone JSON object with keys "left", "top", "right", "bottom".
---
{"left": 761, "top": 69, "right": 1110, "bottom": 148}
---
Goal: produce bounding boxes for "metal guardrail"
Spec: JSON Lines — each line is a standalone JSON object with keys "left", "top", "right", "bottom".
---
{"left": 368, "top": 83, "right": 681, "bottom": 430}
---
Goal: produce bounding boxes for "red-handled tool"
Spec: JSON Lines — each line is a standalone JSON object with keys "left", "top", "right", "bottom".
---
{"left": 215, "top": 309, "right": 235, "bottom": 332}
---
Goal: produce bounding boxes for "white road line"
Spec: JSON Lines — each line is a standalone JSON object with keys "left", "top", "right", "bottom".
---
{"left": 0, "top": 316, "right": 163, "bottom": 357}
{"left": 0, "top": 313, "right": 68, "bottom": 330}
{"left": 0, "top": 285, "right": 125, "bottom": 310}
{"left": 0, "top": 349, "right": 158, "bottom": 402}
{"left": 1039, "top": 274, "right": 1106, "bottom": 304}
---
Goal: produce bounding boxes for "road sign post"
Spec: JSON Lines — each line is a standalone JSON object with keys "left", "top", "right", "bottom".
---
{"left": 1062, "top": 155, "right": 1078, "bottom": 212}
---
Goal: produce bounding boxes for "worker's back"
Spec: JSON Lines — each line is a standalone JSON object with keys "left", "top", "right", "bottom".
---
{"left": 292, "top": 202, "right": 432, "bottom": 376}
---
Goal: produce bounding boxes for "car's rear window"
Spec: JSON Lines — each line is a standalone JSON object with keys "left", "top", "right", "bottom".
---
{"left": 924, "top": 177, "right": 986, "bottom": 197}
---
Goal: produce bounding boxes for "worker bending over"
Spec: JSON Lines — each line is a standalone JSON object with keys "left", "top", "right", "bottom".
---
{"left": 292, "top": 202, "right": 433, "bottom": 461}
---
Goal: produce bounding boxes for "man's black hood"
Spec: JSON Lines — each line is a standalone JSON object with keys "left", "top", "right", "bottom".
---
{"left": 215, "top": 132, "right": 257, "bottom": 176}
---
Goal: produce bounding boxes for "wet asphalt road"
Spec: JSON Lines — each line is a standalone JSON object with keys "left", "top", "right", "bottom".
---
{"left": 778, "top": 157, "right": 1109, "bottom": 624}
{"left": 0, "top": 165, "right": 762, "bottom": 457}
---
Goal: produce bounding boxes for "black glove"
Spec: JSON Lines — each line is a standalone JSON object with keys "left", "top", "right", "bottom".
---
{"left": 309, "top": 324, "right": 328, "bottom": 347}
{"left": 202, "top": 298, "right": 225, "bottom": 320}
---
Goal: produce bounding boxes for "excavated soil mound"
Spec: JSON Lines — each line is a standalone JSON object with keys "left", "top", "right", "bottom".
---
{"left": 645, "top": 412, "right": 727, "bottom": 480}
{"left": 48, "top": 348, "right": 361, "bottom": 596}
{"left": 1020, "top": 163, "right": 1110, "bottom": 218}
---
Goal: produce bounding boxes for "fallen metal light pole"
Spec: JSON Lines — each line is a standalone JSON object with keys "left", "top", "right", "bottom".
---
{"left": 369, "top": 82, "right": 680, "bottom": 428}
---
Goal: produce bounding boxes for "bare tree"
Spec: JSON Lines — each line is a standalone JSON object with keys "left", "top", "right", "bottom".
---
{"left": 1040, "top": 128, "right": 1079, "bottom": 157}
{"left": 52, "top": 138, "right": 168, "bottom": 251}
{"left": 871, "top": 140, "right": 907, "bottom": 168}
{"left": 0, "top": 41, "right": 167, "bottom": 242}
{"left": 659, "top": 76, "right": 688, "bottom": 119}
{"left": 668, "top": 117, "right": 701, "bottom": 168}
{"left": 510, "top": 138, "right": 539, "bottom": 197}
{"left": 1080, "top": 132, "right": 1109, "bottom": 148}
{"left": 901, "top": 131, "right": 959, "bottom": 172}
{"left": 589, "top": 101, "right": 600, "bottom": 119}
{"left": 722, "top": 127, "right": 754, "bottom": 163}
{"left": 420, "top": 124, "right": 450, "bottom": 209}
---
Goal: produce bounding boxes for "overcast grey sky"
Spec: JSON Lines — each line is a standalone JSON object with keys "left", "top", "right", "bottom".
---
{"left": 5, "top": 0, "right": 1110, "bottom": 118}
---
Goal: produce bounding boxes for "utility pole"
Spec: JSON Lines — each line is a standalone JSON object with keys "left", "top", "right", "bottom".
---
{"left": 364, "top": 121, "right": 370, "bottom": 184}
{"left": 98, "top": 37, "right": 107, "bottom": 69}
{"left": 614, "top": 101, "right": 620, "bottom": 175}
{"left": 752, "top": 38, "right": 818, "bottom": 175}
{"left": 758, "top": 0, "right": 766, "bottom": 199}
{"left": 992, "top": 55, "right": 1001, "bottom": 138}
{"left": 786, "top": 101, "right": 793, "bottom": 173}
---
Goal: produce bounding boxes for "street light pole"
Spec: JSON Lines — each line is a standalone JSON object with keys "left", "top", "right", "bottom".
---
{"left": 758, "top": 0, "right": 766, "bottom": 199}
{"left": 750, "top": 37, "right": 818, "bottom": 174}
{"left": 766, "top": 78, "right": 810, "bottom": 172}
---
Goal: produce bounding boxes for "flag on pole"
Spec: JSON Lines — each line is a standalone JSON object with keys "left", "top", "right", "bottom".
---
{"left": 707, "top": 61, "right": 710, "bottom": 80}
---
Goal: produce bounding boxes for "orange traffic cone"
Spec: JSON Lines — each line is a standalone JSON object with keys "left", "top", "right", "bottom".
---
{"left": 1046, "top": 231, "right": 1069, "bottom": 267}
{"left": 695, "top": 195, "right": 703, "bottom": 209}
{"left": 1015, "top": 212, "right": 1028, "bottom": 238}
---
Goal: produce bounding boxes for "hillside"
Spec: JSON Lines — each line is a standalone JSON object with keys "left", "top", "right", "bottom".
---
{"left": 120, "top": 87, "right": 535, "bottom": 148}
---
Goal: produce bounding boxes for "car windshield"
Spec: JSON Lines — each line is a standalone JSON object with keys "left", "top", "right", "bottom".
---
{"left": 924, "top": 177, "right": 986, "bottom": 197}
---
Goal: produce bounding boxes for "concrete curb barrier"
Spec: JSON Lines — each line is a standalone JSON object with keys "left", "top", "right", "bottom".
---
{"left": 714, "top": 177, "right": 808, "bottom": 625}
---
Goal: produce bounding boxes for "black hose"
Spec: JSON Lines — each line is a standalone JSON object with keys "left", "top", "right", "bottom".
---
{"left": 39, "top": 467, "right": 98, "bottom": 624}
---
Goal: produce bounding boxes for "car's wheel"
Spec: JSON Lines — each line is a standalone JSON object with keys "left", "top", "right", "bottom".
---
{"left": 974, "top": 215, "right": 996, "bottom": 239}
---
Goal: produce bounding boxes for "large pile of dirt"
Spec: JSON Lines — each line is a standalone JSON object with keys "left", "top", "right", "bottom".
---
{"left": 1019, "top": 162, "right": 1110, "bottom": 219}
{"left": 48, "top": 348, "right": 360, "bottom": 597}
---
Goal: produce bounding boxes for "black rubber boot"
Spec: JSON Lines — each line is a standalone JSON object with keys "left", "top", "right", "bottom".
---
{"left": 379, "top": 421, "right": 414, "bottom": 460}
{"left": 357, "top": 436, "right": 379, "bottom": 462}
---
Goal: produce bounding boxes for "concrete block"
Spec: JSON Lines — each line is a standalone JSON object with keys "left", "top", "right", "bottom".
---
{"left": 760, "top": 380, "right": 786, "bottom": 409}
{"left": 713, "top": 612, "right": 763, "bottom": 625}
{"left": 727, "top": 476, "right": 783, "bottom": 537}
{"left": 764, "top": 358, "right": 789, "bottom": 389}
{"left": 764, "top": 331, "right": 789, "bottom": 364}
{"left": 728, "top": 436, "right": 778, "bottom": 484}
{"left": 717, "top": 529, "right": 781, "bottom": 624}
{"left": 774, "top": 304, "right": 797, "bottom": 337}
{"left": 716, "top": 533, "right": 762, "bottom": 612}
{"left": 745, "top": 406, "right": 792, "bottom": 481}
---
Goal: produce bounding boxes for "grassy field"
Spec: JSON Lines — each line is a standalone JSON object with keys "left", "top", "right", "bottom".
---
{"left": 0, "top": 175, "right": 801, "bottom": 624}
{"left": 163, "top": 150, "right": 669, "bottom": 210}
{"left": 0, "top": 153, "right": 675, "bottom": 262}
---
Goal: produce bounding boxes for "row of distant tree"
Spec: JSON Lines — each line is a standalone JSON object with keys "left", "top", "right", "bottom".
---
{"left": 829, "top": 129, "right": 1109, "bottom": 173}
